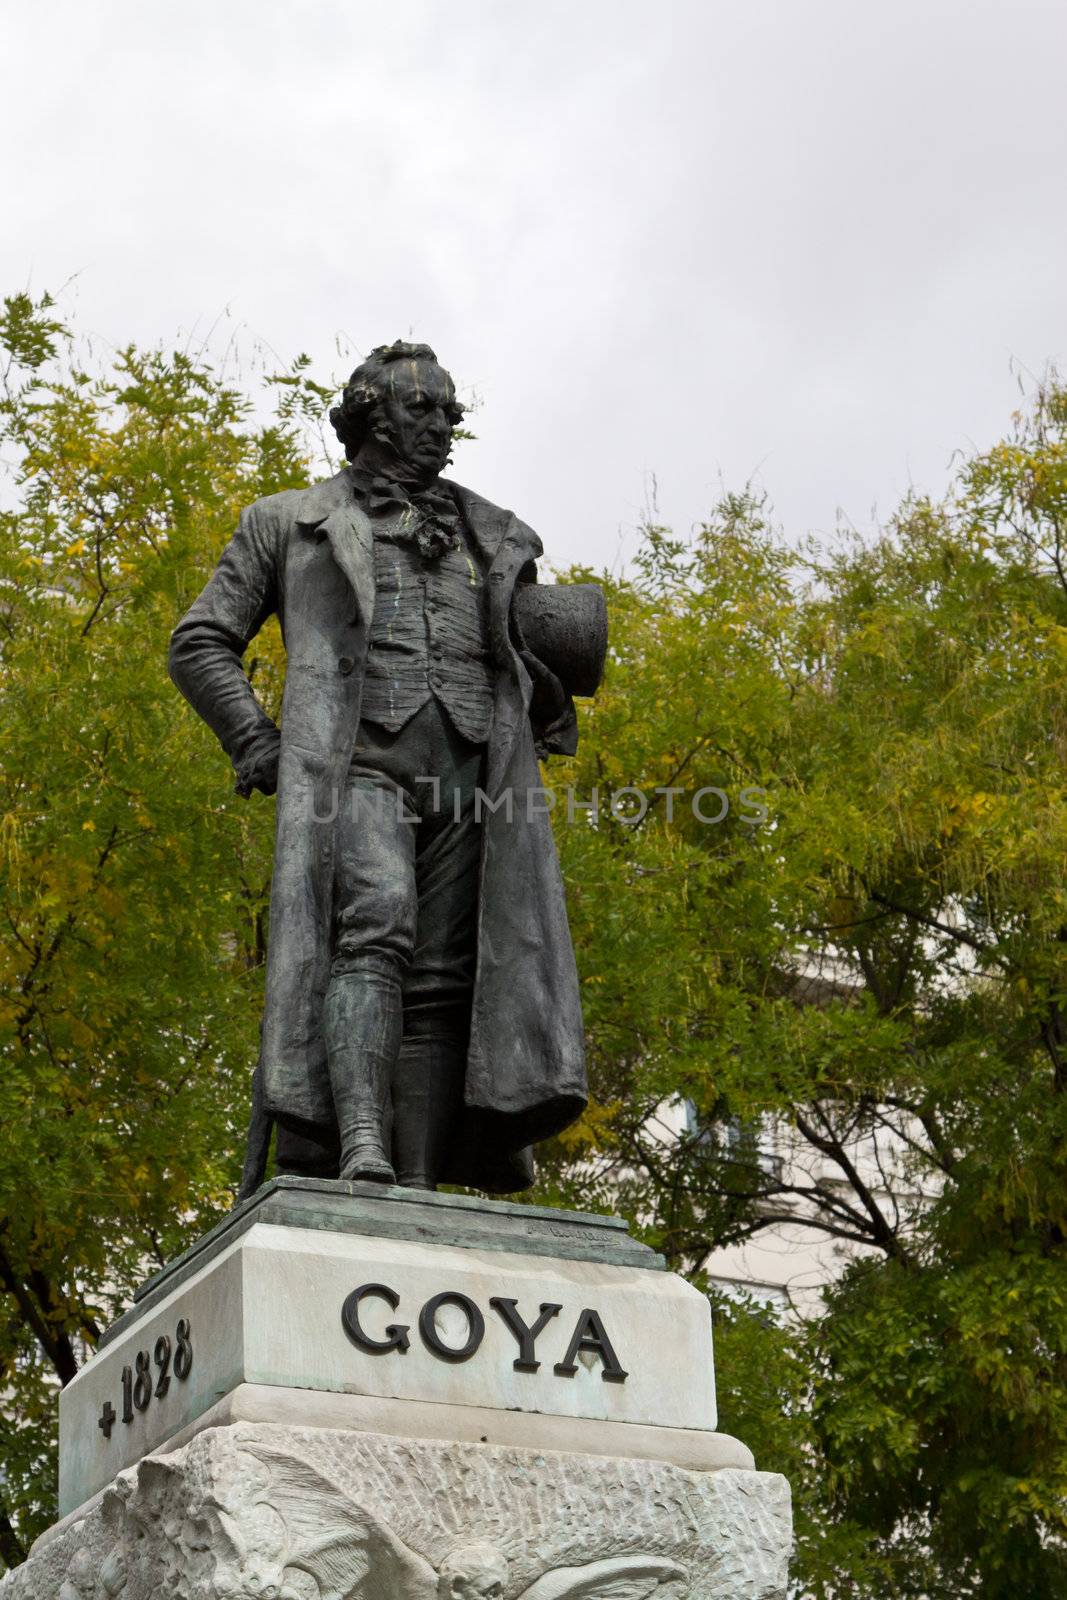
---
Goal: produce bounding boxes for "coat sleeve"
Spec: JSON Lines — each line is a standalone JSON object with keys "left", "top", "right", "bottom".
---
{"left": 168, "top": 499, "right": 281, "bottom": 790}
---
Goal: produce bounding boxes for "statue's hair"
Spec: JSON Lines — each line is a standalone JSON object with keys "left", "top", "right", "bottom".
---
{"left": 329, "top": 339, "right": 464, "bottom": 459}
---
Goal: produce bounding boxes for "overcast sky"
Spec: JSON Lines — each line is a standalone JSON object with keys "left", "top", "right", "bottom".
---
{"left": 3, "top": 0, "right": 1066, "bottom": 571}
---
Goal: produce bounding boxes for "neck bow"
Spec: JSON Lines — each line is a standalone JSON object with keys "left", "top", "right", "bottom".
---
{"left": 349, "top": 464, "right": 462, "bottom": 560}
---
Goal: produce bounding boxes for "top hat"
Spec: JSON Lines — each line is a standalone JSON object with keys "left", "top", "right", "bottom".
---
{"left": 511, "top": 582, "right": 608, "bottom": 698}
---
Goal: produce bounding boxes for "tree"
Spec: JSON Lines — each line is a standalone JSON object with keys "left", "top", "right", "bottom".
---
{"left": 537, "top": 384, "right": 1067, "bottom": 1595}
{"left": 0, "top": 293, "right": 314, "bottom": 1552}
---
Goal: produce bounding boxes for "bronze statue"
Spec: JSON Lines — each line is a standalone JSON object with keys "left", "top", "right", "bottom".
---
{"left": 169, "top": 342, "right": 606, "bottom": 1195}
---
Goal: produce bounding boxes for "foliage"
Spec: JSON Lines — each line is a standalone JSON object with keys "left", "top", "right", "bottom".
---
{"left": 2, "top": 292, "right": 1067, "bottom": 1595}
{"left": 0, "top": 293, "right": 309, "bottom": 1553}
{"left": 536, "top": 379, "right": 1067, "bottom": 1595}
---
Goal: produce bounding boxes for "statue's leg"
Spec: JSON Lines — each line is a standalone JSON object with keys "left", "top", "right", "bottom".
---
{"left": 323, "top": 959, "right": 401, "bottom": 1183}
{"left": 327, "top": 760, "right": 418, "bottom": 1184}
{"left": 392, "top": 1032, "right": 466, "bottom": 1190}
{"left": 393, "top": 709, "right": 485, "bottom": 1190}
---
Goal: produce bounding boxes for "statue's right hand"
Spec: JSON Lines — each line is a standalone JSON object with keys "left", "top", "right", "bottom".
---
{"left": 234, "top": 729, "right": 282, "bottom": 798}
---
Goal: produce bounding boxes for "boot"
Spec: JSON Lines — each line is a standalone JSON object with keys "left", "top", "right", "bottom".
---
{"left": 391, "top": 1035, "right": 466, "bottom": 1190}
{"left": 323, "top": 964, "right": 401, "bottom": 1183}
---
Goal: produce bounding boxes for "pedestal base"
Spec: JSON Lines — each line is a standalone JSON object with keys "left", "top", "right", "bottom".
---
{"left": 8, "top": 1420, "right": 792, "bottom": 1600}
{"left": 58, "top": 1180, "right": 721, "bottom": 1517}
{"left": 17, "top": 1183, "right": 793, "bottom": 1595}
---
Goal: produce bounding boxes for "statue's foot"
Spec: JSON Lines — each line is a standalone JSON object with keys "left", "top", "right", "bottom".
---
{"left": 340, "top": 1145, "right": 396, "bottom": 1184}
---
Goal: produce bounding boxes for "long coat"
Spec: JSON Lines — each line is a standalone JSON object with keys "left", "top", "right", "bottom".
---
{"left": 169, "top": 468, "right": 588, "bottom": 1191}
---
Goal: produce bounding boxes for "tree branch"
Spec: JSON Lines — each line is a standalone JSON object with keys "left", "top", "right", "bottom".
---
{"left": 0, "top": 1247, "right": 79, "bottom": 1386}
{"left": 0, "top": 1487, "right": 26, "bottom": 1570}
{"left": 793, "top": 1103, "right": 913, "bottom": 1263}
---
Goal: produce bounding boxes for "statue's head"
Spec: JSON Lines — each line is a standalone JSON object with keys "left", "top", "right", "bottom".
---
{"left": 330, "top": 340, "right": 464, "bottom": 484}
{"left": 436, "top": 1541, "right": 508, "bottom": 1599}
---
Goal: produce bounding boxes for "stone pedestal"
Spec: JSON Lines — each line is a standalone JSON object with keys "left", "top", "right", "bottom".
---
{"left": 5, "top": 1180, "right": 792, "bottom": 1599}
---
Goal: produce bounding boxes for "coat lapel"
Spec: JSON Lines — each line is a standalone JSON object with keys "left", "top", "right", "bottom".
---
{"left": 296, "top": 468, "right": 375, "bottom": 625}
{"left": 447, "top": 479, "right": 513, "bottom": 570}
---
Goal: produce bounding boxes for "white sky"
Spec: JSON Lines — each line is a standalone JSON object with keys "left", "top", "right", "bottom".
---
{"left": 3, "top": 0, "right": 1066, "bottom": 571}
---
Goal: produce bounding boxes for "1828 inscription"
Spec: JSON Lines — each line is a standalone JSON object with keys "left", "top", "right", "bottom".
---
{"left": 98, "top": 1317, "right": 193, "bottom": 1442}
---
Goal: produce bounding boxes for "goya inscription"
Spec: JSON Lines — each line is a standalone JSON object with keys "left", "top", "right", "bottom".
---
{"left": 341, "top": 1285, "right": 628, "bottom": 1382}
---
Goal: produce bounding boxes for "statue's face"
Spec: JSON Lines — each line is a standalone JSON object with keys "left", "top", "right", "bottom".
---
{"left": 437, "top": 1545, "right": 508, "bottom": 1599}
{"left": 443, "top": 1576, "right": 504, "bottom": 1600}
{"left": 372, "top": 356, "right": 455, "bottom": 478}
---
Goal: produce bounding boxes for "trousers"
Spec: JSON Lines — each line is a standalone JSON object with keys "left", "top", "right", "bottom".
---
{"left": 275, "top": 697, "right": 486, "bottom": 1176}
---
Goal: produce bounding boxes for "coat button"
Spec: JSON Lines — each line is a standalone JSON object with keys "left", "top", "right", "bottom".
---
{"left": 338, "top": 657, "right": 354, "bottom": 675}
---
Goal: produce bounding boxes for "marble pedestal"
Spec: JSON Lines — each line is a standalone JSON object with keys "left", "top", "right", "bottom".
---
{"left": 6, "top": 1180, "right": 792, "bottom": 1599}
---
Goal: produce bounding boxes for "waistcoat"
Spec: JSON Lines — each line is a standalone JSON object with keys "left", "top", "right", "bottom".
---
{"left": 360, "top": 510, "right": 495, "bottom": 744}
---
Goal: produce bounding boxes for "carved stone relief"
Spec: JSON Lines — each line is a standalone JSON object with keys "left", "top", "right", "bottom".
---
{"left": 5, "top": 1424, "right": 791, "bottom": 1600}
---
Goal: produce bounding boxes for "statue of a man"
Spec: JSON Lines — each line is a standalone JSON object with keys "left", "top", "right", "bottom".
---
{"left": 169, "top": 342, "right": 605, "bottom": 1195}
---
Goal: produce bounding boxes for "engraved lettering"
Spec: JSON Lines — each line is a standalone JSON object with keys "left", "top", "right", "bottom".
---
{"left": 341, "top": 1283, "right": 411, "bottom": 1354}
{"left": 419, "top": 1291, "right": 485, "bottom": 1362}
{"left": 489, "top": 1297, "right": 562, "bottom": 1372}
{"left": 553, "top": 1308, "right": 629, "bottom": 1383}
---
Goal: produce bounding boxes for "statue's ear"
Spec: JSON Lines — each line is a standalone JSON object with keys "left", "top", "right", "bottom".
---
{"left": 516, "top": 1555, "right": 688, "bottom": 1600}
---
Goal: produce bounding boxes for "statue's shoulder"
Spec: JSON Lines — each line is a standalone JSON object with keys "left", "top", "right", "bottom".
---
{"left": 241, "top": 470, "right": 350, "bottom": 538}
{"left": 447, "top": 479, "right": 543, "bottom": 560}
{"left": 446, "top": 479, "right": 500, "bottom": 517}
{"left": 244, "top": 485, "right": 306, "bottom": 527}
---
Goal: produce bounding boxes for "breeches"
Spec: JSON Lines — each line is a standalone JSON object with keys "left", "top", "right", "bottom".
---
{"left": 274, "top": 698, "right": 485, "bottom": 1175}
{"left": 332, "top": 697, "right": 485, "bottom": 1037}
